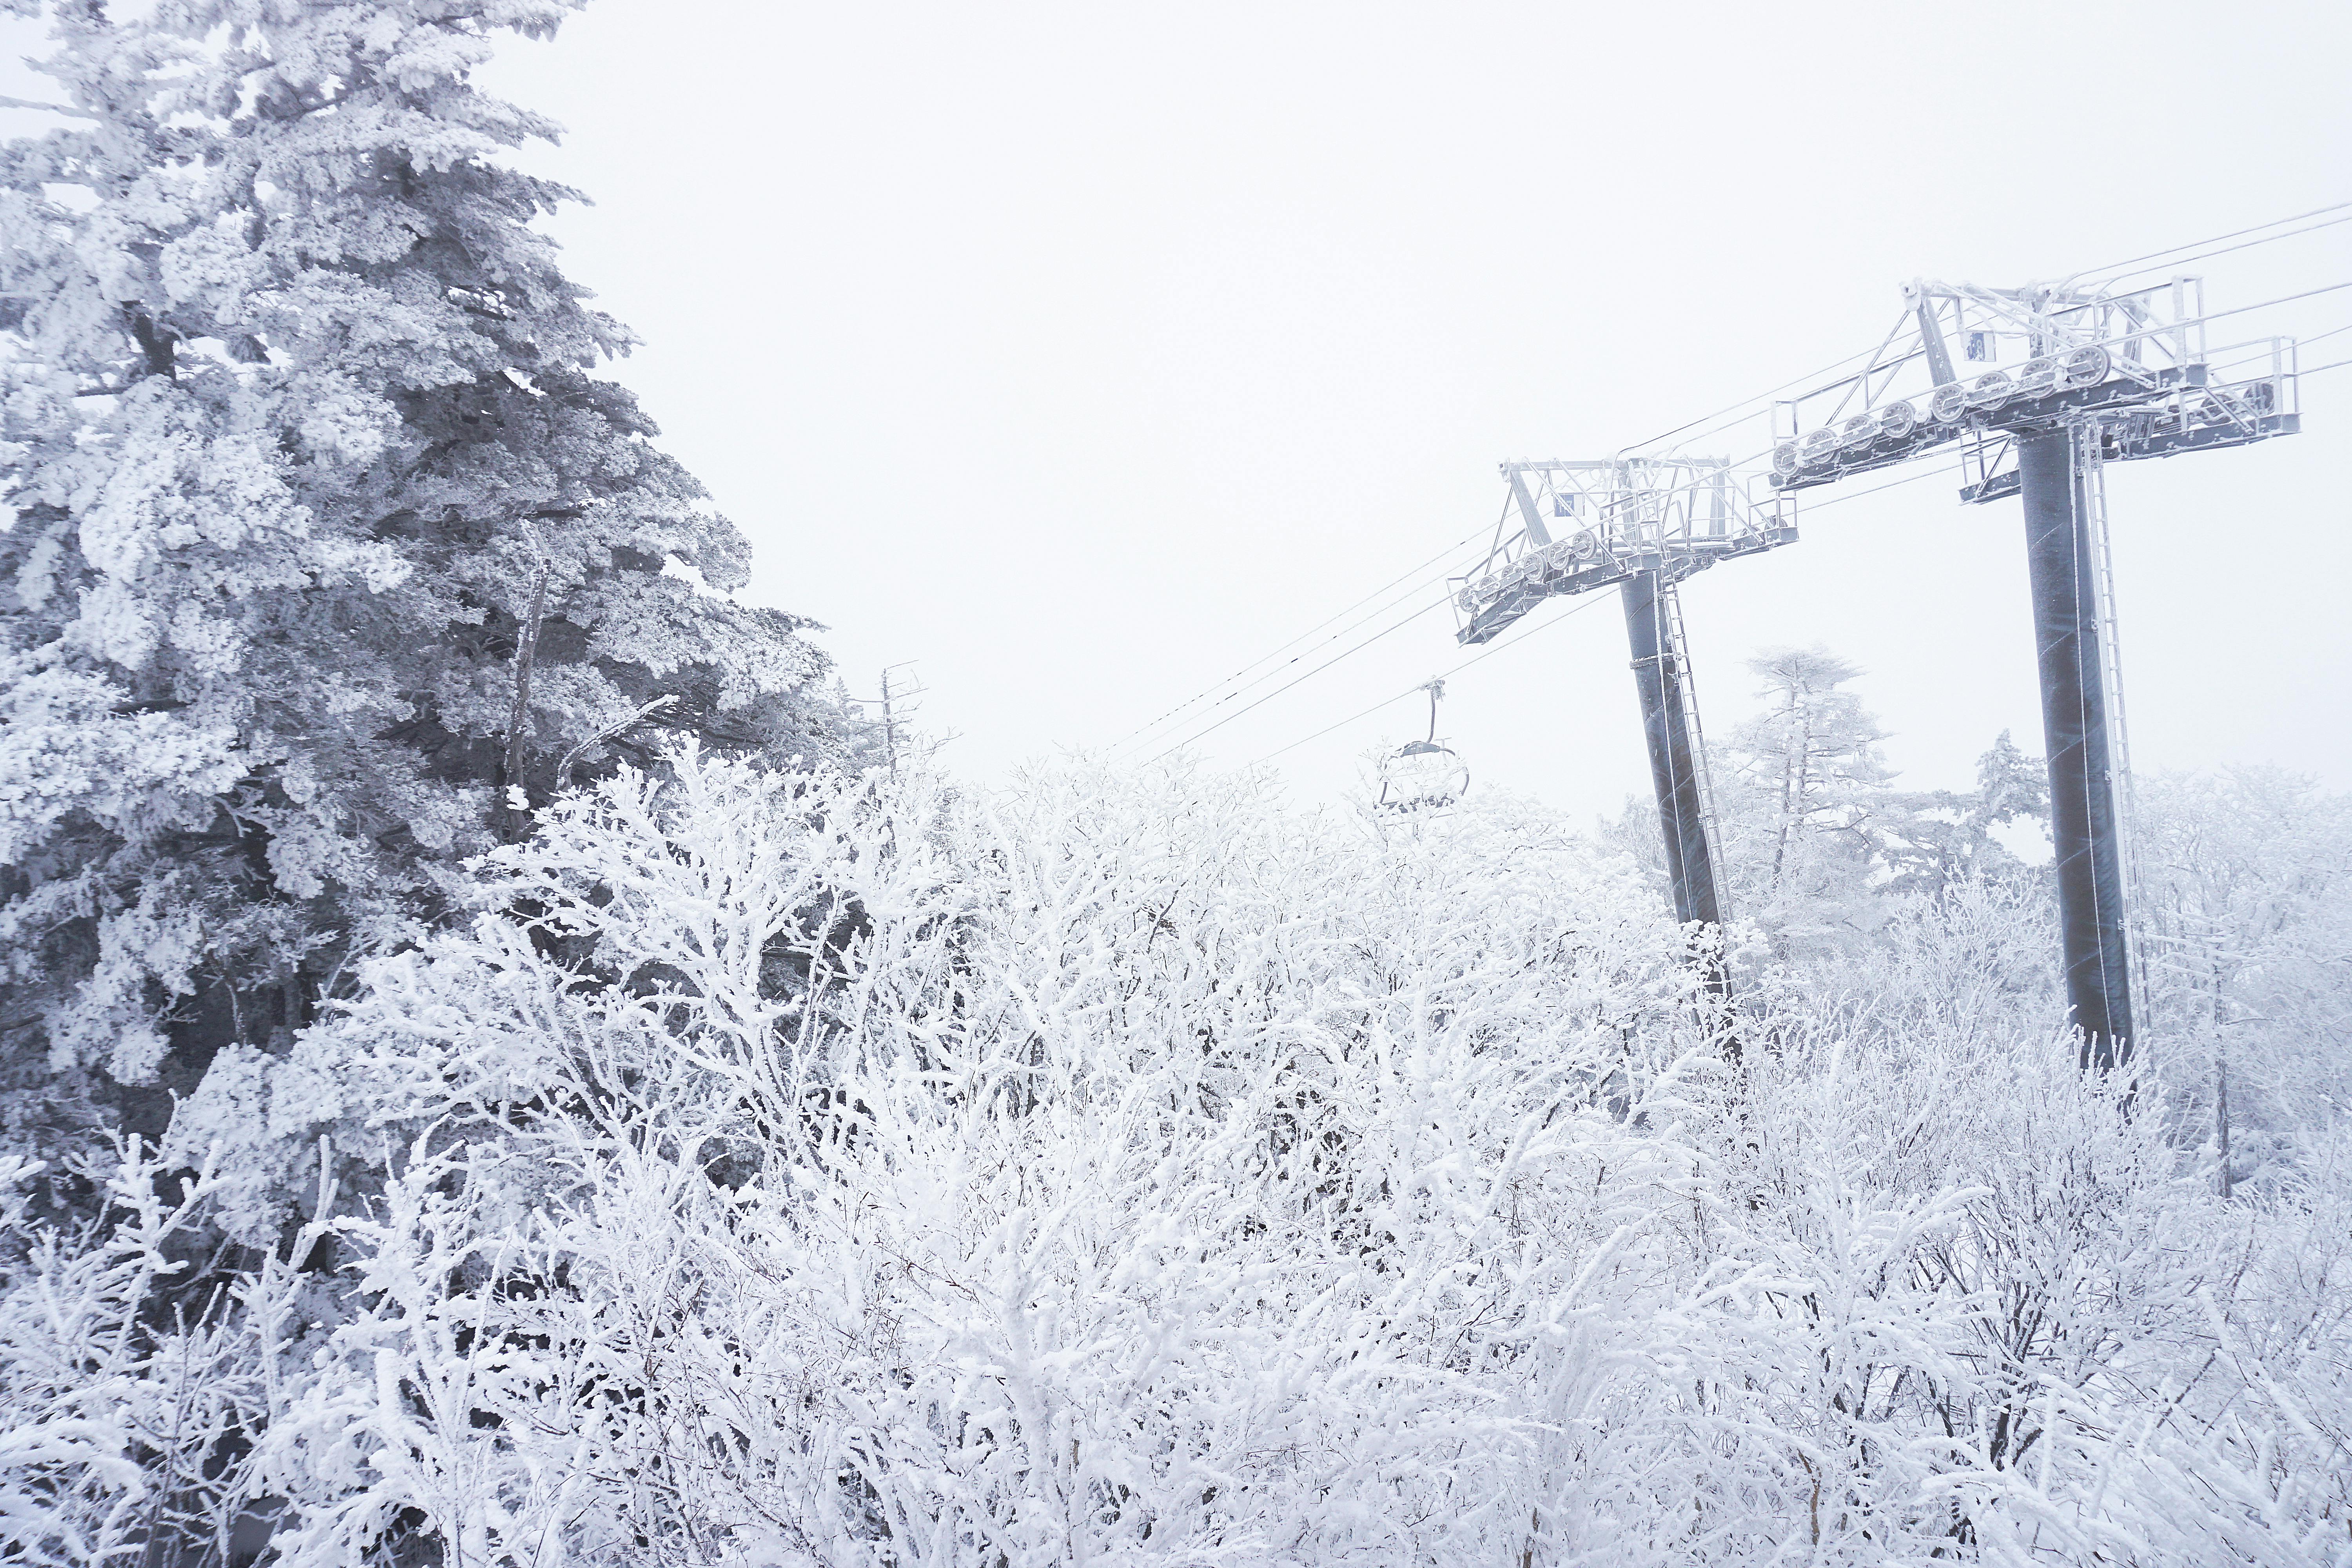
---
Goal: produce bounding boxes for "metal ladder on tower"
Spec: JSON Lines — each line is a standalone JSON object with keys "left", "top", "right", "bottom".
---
{"left": 2080, "top": 434, "right": 2153, "bottom": 1031}
{"left": 1660, "top": 579, "right": 1731, "bottom": 919}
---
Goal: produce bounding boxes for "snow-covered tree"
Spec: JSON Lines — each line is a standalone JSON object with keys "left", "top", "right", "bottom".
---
{"left": 1876, "top": 729, "right": 2050, "bottom": 899}
{"left": 178, "top": 751, "right": 1731, "bottom": 1565}
{"left": 0, "top": 0, "right": 846, "bottom": 1154}
{"left": 1708, "top": 645, "right": 1893, "bottom": 954}
{"left": 1603, "top": 653, "right": 2048, "bottom": 970}
{"left": 132, "top": 753, "right": 2352, "bottom": 1564}
{"left": 2134, "top": 768, "right": 2352, "bottom": 1195}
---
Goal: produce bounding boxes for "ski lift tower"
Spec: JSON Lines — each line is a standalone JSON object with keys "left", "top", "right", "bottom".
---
{"left": 1767, "top": 276, "right": 2303, "bottom": 1070}
{"left": 1452, "top": 459, "right": 1798, "bottom": 1000}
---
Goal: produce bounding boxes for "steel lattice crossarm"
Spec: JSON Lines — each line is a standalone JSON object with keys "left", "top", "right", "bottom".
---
{"left": 1451, "top": 458, "right": 1798, "bottom": 645}
{"left": 1768, "top": 277, "right": 2303, "bottom": 506}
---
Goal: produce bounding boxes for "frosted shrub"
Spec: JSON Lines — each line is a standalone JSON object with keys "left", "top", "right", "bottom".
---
{"left": 2134, "top": 769, "right": 2352, "bottom": 1192}
{"left": 1729, "top": 878, "right": 2351, "bottom": 1564}
{"left": 0, "top": 1141, "right": 324, "bottom": 1567}
{"left": 188, "top": 752, "right": 1742, "bottom": 1565}
{"left": 14, "top": 748, "right": 2343, "bottom": 1565}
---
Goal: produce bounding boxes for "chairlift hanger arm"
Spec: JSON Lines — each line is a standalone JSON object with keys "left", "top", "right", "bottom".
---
{"left": 1909, "top": 289, "right": 1957, "bottom": 388}
{"left": 1503, "top": 466, "right": 1554, "bottom": 548}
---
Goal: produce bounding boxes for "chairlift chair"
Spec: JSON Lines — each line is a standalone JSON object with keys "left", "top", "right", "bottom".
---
{"left": 1376, "top": 682, "right": 1469, "bottom": 813}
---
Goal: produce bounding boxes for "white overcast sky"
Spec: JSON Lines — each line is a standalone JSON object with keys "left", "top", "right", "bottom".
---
{"left": 26, "top": 2, "right": 2352, "bottom": 820}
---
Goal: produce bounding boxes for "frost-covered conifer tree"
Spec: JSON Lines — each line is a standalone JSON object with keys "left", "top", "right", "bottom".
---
{"left": 1717, "top": 645, "right": 1895, "bottom": 952}
{"left": 0, "top": 0, "right": 843, "bottom": 1148}
{"left": 1876, "top": 729, "right": 2050, "bottom": 898}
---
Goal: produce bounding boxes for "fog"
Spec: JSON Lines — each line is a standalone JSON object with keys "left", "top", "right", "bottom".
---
{"left": 12, "top": 1, "right": 2340, "bottom": 815}
{"left": 454, "top": 1, "right": 2350, "bottom": 818}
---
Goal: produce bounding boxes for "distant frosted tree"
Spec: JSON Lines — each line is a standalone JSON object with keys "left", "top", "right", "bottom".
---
{"left": 1878, "top": 729, "right": 2051, "bottom": 898}
{"left": 0, "top": 0, "right": 846, "bottom": 1153}
{"left": 1717, "top": 645, "right": 1894, "bottom": 952}
{"left": 1604, "top": 654, "right": 2047, "bottom": 960}
{"left": 2134, "top": 768, "right": 2352, "bottom": 1195}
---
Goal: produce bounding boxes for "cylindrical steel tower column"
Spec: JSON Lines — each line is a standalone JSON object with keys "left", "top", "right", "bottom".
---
{"left": 2018, "top": 428, "right": 2134, "bottom": 1070}
{"left": 1622, "top": 570, "right": 1732, "bottom": 1029}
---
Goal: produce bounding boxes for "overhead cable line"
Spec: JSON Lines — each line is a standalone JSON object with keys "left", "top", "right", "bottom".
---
{"left": 2094, "top": 212, "right": 2352, "bottom": 292}
{"left": 1105, "top": 532, "right": 1475, "bottom": 752}
{"left": 1216, "top": 287, "right": 2338, "bottom": 772}
{"left": 1141, "top": 588, "right": 1460, "bottom": 764}
{"left": 1105, "top": 525, "right": 1487, "bottom": 754}
{"left": 1619, "top": 339, "right": 1884, "bottom": 456}
{"left": 1167, "top": 213, "right": 2344, "bottom": 779}
{"left": 2202, "top": 318, "right": 2352, "bottom": 379}
{"left": 1633, "top": 206, "right": 2352, "bottom": 463}
{"left": 1114, "top": 544, "right": 1484, "bottom": 759}
{"left": 1799, "top": 456, "right": 1969, "bottom": 512}
{"left": 2065, "top": 198, "right": 2352, "bottom": 285}
{"left": 1250, "top": 591, "right": 1618, "bottom": 766}
{"left": 2155, "top": 276, "right": 2352, "bottom": 327}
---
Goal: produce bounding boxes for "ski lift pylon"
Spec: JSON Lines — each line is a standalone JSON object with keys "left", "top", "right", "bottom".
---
{"left": 1377, "top": 680, "right": 1469, "bottom": 813}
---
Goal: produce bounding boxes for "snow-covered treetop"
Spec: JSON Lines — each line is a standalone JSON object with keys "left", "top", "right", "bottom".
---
{"left": 0, "top": 0, "right": 840, "bottom": 1112}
